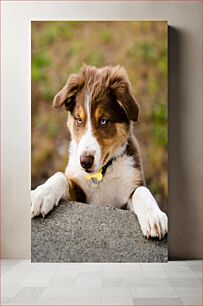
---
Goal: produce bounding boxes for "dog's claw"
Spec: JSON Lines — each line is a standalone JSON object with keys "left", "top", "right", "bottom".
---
{"left": 42, "top": 212, "right": 45, "bottom": 219}
{"left": 154, "top": 223, "right": 162, "bottom": 240}
{"left": 146, "top": 231, "right": 150, "bottom": 239}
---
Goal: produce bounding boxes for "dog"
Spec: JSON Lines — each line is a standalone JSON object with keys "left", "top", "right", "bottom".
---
{"left": 31, "top": 65, "right": 168, "bottom": 239}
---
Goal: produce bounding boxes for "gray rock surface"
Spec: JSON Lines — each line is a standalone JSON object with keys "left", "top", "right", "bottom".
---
{"left": 31, "top": 201, "right": 167, "bottom": 262}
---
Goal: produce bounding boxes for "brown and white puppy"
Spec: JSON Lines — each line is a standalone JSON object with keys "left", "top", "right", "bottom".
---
{"left": 31, "top": 65, "right": 168, "bottom": 239}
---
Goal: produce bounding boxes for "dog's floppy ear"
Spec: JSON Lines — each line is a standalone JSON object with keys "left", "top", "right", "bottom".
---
{"left": 109, "top": 66, "right": 139, "bottom": 122}
{"left": 52, "top": 73, "right": 83, "bottom": 111}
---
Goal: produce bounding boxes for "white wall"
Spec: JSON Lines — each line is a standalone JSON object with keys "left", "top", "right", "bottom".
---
{"left": 1, "top": 1, "right": 202, "bottom": 259}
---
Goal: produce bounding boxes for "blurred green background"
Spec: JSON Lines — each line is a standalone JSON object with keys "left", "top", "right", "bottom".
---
{"left": 31, "top": 21, "right": 168, "bottom": 210}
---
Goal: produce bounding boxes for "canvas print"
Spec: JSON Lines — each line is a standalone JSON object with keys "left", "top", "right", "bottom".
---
{"left": 31, "top": 21, "right": 168, "bottom": 262}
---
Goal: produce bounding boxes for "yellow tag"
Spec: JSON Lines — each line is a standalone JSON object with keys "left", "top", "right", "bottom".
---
{"left": 85, "top": 168, "right": 103, "bottom": 182}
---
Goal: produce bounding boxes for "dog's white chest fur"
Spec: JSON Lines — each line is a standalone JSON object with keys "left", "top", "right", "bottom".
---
{"left": 66, "top": 143, "right": 141, "bottom": 208}
{"left": 85, "top": 160, "right": 136, "bottom": 208}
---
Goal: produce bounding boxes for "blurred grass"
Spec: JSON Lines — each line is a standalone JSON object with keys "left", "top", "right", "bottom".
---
{"left": 31, "top": 21, "right": 168, "bottom": 209}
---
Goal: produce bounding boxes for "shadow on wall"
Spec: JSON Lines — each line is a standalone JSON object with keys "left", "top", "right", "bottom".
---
{"left": 168, "top": 26, "right": 202, "bottom": 259}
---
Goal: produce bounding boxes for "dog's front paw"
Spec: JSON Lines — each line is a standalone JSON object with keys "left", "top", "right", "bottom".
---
{"left": 31, "top": 186, "right": 56, "bottom": 218}
{"left": 139, "top": 208, "right": 168, "bottom": 240}
{"left": 132, "top": 186, "right": 168, "bottom": 240}
{"left": 31, "top": 172, "right": 68, "bottom": 218}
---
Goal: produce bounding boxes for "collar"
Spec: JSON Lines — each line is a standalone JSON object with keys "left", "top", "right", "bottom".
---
{"left": 101, "top": 158, "right": 114, "bottom": 176}
{"left": 85, "top": 158, "right": 114, "bottom": 183}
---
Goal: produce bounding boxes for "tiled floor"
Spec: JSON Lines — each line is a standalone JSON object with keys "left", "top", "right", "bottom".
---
{"left": 1, "top": 260, "right": 202, "bottom": 305}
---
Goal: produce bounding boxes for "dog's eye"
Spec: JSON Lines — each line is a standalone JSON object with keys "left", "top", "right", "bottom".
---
{"left": 75, "top": 117, "right": 83, "bottom": 126}
{"left": 99, "top": 118, "right": 109, "bottom": 127}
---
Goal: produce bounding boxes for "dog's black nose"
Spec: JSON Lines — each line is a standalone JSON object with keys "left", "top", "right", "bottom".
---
{"left": 80, "top": 155, "right": 94, "bottom": 170}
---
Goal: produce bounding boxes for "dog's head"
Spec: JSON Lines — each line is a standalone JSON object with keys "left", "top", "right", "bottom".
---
{"left": 53, "top": 65, "right": 139, "bottom": 174}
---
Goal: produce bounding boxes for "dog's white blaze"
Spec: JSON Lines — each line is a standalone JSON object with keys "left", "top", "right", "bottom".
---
{"left": 77, "top": 94, "right": 101, "bottom": 171}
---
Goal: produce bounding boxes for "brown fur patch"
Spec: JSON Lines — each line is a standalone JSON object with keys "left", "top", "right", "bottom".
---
{"left": 126, "top": 135, "right": 145, "bottom": 190}
{"left": 98, "top": 122, "right": 129, "bottom": 165}
{"left": 67, "top": 91, "right": 87, "bottom": 143}
{"left": 53, "top": 64, "right": 139, "bottom": 122}
{"left": 68, "top": 178, "right": 86, "bottom": 203}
